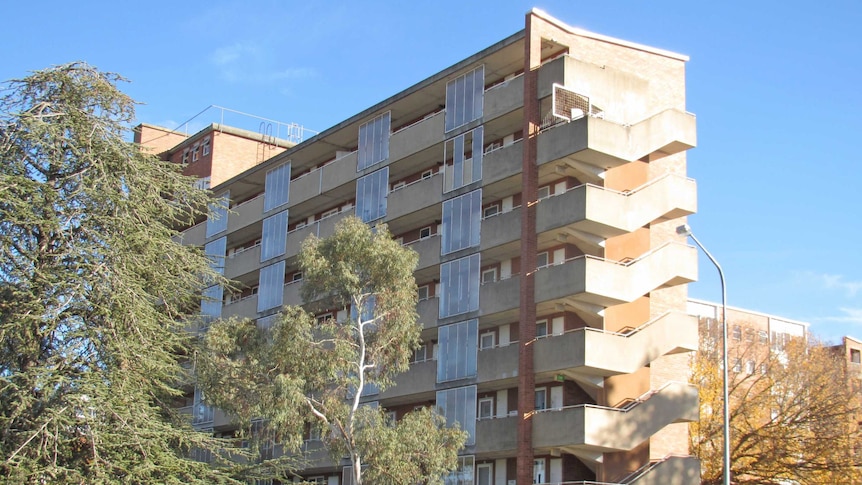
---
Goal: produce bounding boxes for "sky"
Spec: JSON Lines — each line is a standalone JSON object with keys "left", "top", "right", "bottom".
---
{"left": 2, "top": 0, "right": 861, "bottom": 342}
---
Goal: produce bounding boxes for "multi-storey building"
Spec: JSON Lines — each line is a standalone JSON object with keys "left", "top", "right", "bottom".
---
{"left": 154, "top": 8, "right": 702, "bottom": 484}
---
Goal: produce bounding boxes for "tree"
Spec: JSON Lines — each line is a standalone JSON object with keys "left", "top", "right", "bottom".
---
{"left": 198, "top": 216, "right": 468, "bottom": 484}
{"left": 0, "top": 63, "right": 238, "bottom": 483}
{"left": 691, "top": 320, "right": 862, "bottom": 484}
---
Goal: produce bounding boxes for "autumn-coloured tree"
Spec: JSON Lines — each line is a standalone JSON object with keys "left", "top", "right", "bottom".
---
{"left": 198, "top": 216, "right": 467, "bottom": 484}
{"left": 691, "top": 320, "right": 862, "bottom": 484}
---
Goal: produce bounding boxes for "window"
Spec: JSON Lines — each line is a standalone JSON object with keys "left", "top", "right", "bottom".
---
{"left": 291, "top": 272, "right": 303, "bottom": 282}
{"left": 260, "top": 210, "right": 288, "bottom": 262}
{"left": 384, "top": 411, "right": 397, "bottom": 427}
{"left": 445, "top": 65, "right": 484, "bottom": 132}
{"left": 758, "top": 330, "right": 768, "bottom": 344}
{"left": 478, "top": 397, "right": 494, "bottom": 420}
{"left": 204, "top": 237, "right": 227, "bottom": 274}
{"left": 760, "top": 363, "right": 768, "bottom": 375}
{"left": 536, "top": 320, "right": 548, "bottom": 338}
{"left": 536, "top": 251, "right": 549, "bottom": 268}
{"left": 853, "top": 349, "right": 862, "bottom": 364}
{"left": 192, "top": 144, "right": 200, "bottom": 162}
{"left": 444, "top": 126, "right": 483, "bottom": 192}
{"left": 200, "top": 285, "right": 223, "bottom": 321}
{"left": 257, "top": 261, "right": 285, "bottom": 312}
{"left": 441, "top": 189, "right": 481, "bottom": 254}
{"left": 413, "top": 345, "right": 427, "bottom": 363}
{"left": 733, "top": 358, "right": 742, "bottom": 373}
{"left": 205, "top": 191, "right": 229, "bottom": 237}
{"left": 436, "top": 386, "right": 477, "bottom": 445}
{"left": 417, "top": 285, "right": 429, "bottom": 301}
{"left": 537, "top": 185, "right": 551, "bottom": 200}
{"left": 732, "top": 325, "right": 742, "bottom": 341}
{"left": 444, "top": 456, "right": 476, "bottom": 485}
{"left": 421, "top": 169, "right": 434, "bottom": 180}
{"left": 182, "top": 149, "right": 190, "bottom": 164}
{"left": 419, "top": 226, "right": 432, "bottom": 239}
{"left": 479, "top": 331, "right": 495, "bottom": 350}
{"left": 193, "top": 387, "right": 213, "bottom": 424}
{"left": 437, "top": 319, "right": 478, "bottom": 382}
{"left": 321, "top": 207, "right": 339, "bottom": 219}
{"left": 481, "top": 268, "right": 497, "bottom": 284}
{"left": 202, "top": 137, "right": 211, "bottom": 155}
{"left": 535, "top": 388, "right": 547, "bottom": 411}
{"left": 482, "top": 204, "right": 499, "bottom": 218}
{"left": 477, "top": 463, "right": 492, "bottom": 485}
{"left": 439, "top": 254, "right": 480, "bottom": 318}
{"left": 746, "top": 329, "right": 754, "bottom": 342}
{"left": 357, "top": 111, "right": 391, "bottom": 170}
{"left": 264, "top": 162, "right": 291, "bottom": 212}
{"left": 392, "top": 181, "right": 406, "bottom": 190}
{"left": 355, "top": 167, "right": 388, "bottom": 223}
{"left": 746, "top": 360, "right": 756, "bottom": 374}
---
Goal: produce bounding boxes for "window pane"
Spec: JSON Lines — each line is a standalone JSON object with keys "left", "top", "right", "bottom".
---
{"left": 437, "top": 319, "right": 478, "bottom": 382}
{"left": 257, "top": 261, "right": 285, "bottom": 312}
{"left": 358, "top": 112, "right": 391, "bottom": 170}
{"left": 205, "top": 191, "right": 229, "bottom": 237}
{"left": 439, "top": 254, "right": 480, "bottom": 318}
{"left": 436, "top": 387, "right": 477, "bottom": 446}
{"left": 445, "top": 66, "right": 485, "bottom": 133}
{"left": 261, "top": 210, "right": 288, "bottom": 262}
{"left": 204, "top": 236, "right": 227, "bottom": 274}
{"left": 201, "top": 285, "right": 223, "bottom": 320}
{"left": 444, "top": 127, "right": 483, "bottom": 192}
{"left": 441, "top": 189, "right": 481, "bottom": 255}
{"left": 264, "top": 162, "right": 291, "bottom": 212}
{"left": 355, "top": 167, "right": 388, "bottom": 222}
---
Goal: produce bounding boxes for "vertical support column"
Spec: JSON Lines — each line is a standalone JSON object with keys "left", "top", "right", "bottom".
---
{"left": 517, "top": 11, "right": 542, "bottom": 485}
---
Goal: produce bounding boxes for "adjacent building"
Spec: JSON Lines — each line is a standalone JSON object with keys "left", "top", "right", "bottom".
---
{"left": 153, "top": 9, "right": 702, "bottom": 484}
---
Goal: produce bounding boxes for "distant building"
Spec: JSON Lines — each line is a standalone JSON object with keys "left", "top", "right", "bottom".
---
{"left": 162, "top": 8, "right": 702, "bottom": 484}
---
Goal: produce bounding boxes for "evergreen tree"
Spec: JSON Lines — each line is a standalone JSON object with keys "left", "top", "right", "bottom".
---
{"left": 0, "top": 63, "right": 238, "bottom": 483}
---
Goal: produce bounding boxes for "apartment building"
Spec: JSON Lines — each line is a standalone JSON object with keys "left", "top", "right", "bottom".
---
{"left": 134, "top": 122, "right": 293, "bottom": 189}
{"left": 161, "top": 9, "right": 701, "bottom": 484}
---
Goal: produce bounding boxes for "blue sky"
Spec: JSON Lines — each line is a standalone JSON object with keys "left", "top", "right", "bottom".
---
{"left": 3, "top": 0, "right": 860, "bottom": 342}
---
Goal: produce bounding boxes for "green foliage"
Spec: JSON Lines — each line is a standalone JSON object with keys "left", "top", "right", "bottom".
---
{"left": 691, "top": 323, "right": 862, "bottom": 485}
{"left": 0, "top": 63, "right": 238, "bottom": 483}
{"left": 199, "top": 216, "right": 467, "bottom": 484}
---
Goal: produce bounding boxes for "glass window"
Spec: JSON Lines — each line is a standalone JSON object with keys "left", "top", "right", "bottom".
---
{"left": 437, "top": 319, "right": 478, "bottom": 382}
{"left": 479, "top": 332, "right": 495, "bottom": 350}
{"left": 444, "top": 126, "right": 483, "bottom": 192}
{"left": 732, "top": 325, "right": 742, "bottom": 341}
{"left": 200, "top": 285, "right": 223, "bottom": 321}
{"left": 853, "top": 349, "right": 862, "bottom": 364}
{"left": 441, "top": 189, "right": 481, "bottom": 254}
{"left": 445, "top": 456, "right": 475, "bottom": 485}
{"left": 478, "top": 398, "right": 493, "bottom": 420}
{"left": 417, "top": 285, "right": 429, "bottom": 301}
{"left": 476, "top": 463, "right": 492, "bottom": 485}
{"left": 202, "top": 137, "right": 211, "bottom": 155}
{"left": 204, "top": 236, "right": 227, "bottom": 274}
{"left": 192, "top": 144, "right": 200, "bottom": 161}
{"left": 205, "top": 191, "right": 229, "bottom": 237}
{"left": 437, "top": 386, "right": 477, "bottom": 446}
{"left": 264, "top": 162, "right": 291, "bottom": 212}
{"left": 355, "top": 167, "right": 389, "bottom": 223}
{"left": 358, "top": 112, "right": 391, "bottom": 171}
{"left": 481, "top": 268, "right": 496, "bottom": 284}
{"left": 257, "top": 261, "right": 285, "bottom": 312}
{"left": 439, "top": 254, "right": 480, "bottom": 319}
{"left": 535, "top": 388, "right": 547, "bottom": 411}
{"left": 536, "top": 252, "right": 549, "bottom": 268}
{"left": 261, "top": 210, "right": 288, "bottom": 262}
{"left": 536, "top": 320, "right": 548, "bottom": 338}
{"left": 182, "top": 149, "right": 189, "bottom": 164}
{"left": 445, "top": 66, "right": 484, "bottom": 132}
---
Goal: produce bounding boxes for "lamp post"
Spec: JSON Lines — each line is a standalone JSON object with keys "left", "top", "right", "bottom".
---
{"left": 677, "top": 224, "right": 730, "bottom": 485}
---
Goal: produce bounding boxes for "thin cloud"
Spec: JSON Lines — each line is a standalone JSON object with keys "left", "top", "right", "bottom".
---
{"left": 801, "top": 271, "right": 862, "bottom": 298}
{"left": 208, "top": 42, "right": 315, "bottom": 85}
{"left": 818, "top": 307, "right": 862, "bottom": 324}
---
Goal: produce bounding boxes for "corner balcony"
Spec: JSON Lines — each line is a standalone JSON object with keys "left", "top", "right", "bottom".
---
{"left": 538, "top": 109, "right": 696, "bottom": 173}
{"left": 479, "top": 242, "right": 698, "bottom": 320}
{"left": 475, "top": 382, "right": 698, "bottom": 455}
{"left": 534, "top": 382, "right": 698, "bottom": 453}
{"left": 533, "top": 312, "right": 698, "bottom": 379}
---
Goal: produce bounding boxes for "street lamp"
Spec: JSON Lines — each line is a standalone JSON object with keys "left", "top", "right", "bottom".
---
{"left": 677, "top": 223, "right": 730, "bottom": 485}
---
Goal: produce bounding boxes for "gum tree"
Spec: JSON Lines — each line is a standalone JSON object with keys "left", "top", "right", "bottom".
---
{"left": 198, "top": 216, "right": 467, "bottom": 484}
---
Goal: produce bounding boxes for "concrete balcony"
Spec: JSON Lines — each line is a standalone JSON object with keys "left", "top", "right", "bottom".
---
{"left": 532, "top": 382, "right": 698, "bottom": 453}
{"left": 483, "top": 140, "right": 523, "bottom": 186}
{"left": 285, "top": 211, "right": 351, "bottom": 259}
{"left": 180, "top": 221, "right": 207, "bottom": 247}
{"left": 484, "top": 73, "right": 524, "bottom": 121}
{"left": 534, "top": 312, "right": 698, "bottom": 379}
{"left": 288, "top": 152, "right": 358, "bottom": 209}
{"left": 222, "top": 295, "right": 257, "bottom": 319}
{"left": 537, "top": 174, "right": 697, "bottom": 239}
{"left": 628, "top": 456, "right": 701, "bottom": 485}
{"left": 534, "top": 242, "right": 697, "bottom": 307}
{"left": 477, "top": 343, "right": 519, "bottom": 383}
{"left": 225, "top": 245, "right": 261, "bottom": 279}
{"left": 538, "top": 109, "right": 696, "bottom": 172}
{"left": 385, "top": 173, "right": 443, "bottom": 222}
{"left": 381, "top": 360, "right": 436, "bottom": 402}
{"left": 390, "top": 111, "right": 444, "bottom": 162}
{"left": 417, "top": 297, "right": 439, "bottom": 330}
{"left": 227, "top": 194, "right": 264, "bottom": 235}
{"left": 282, "top": 279, "right": 303, "bottom": 307}
{"left": 480, "top": 243, "right": 697, "bottom": 318}
{"left": 407, "top": 235, "right": 441, "bottom": 272}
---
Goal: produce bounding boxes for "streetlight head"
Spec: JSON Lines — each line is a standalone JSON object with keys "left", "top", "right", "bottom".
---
{"left": 676, "top": 224, "right": 692, "bottom": 237}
